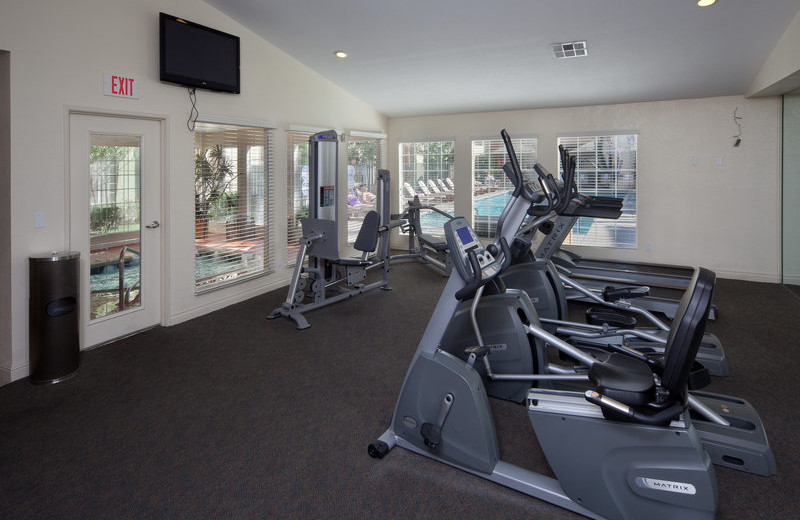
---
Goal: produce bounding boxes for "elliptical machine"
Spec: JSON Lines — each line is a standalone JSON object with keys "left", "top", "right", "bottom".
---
{"left": 388, "top": 194, "right": 454, "bottom": 276}
{"left": 493, "top": 137, "right": 728, "bottom": 378}
{"left": 369, "top": 129, "right": 774, "bottom": 520}
{"left": 436, "top": 131, "right": 772, "bottom": 476}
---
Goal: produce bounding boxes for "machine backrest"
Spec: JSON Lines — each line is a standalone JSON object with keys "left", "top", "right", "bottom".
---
{"left": 354, "top": 210, "right": 380, "bottom": 253}
{"left": 660, "top": 267, "right": 716, "bottom": 396}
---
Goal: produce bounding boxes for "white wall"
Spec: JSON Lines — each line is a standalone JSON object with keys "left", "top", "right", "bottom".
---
{"left": 388, "top": 96, "right": 782, "bottom": 282}
{"left": 0, "top": 0, "right": 386, "bottom": 383}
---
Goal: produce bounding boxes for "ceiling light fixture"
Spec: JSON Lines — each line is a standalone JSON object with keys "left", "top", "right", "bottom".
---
{"left": 552, "top": 41, "right": 588, "bottom": 59}
{"left": 697, "top": 0, "right": 716, "bottom": 7}
{"left": 334, "top": 50, "right": 348, "bottom": 58}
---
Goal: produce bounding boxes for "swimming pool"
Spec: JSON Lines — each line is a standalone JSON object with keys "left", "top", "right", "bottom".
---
{"left": 90, "top": 257, "right": 141, "bottom": 291}
{"left": 89, "top": 254, "right": 246, "bottom": 292}
{"left": 416, "top": 190, "right": 512, "bottom": 237}
{"left": 418, "top": 189, "right": 635, "bottom": 239}
{"left": 473, "top": 190, "right": 512, "bottom": 216}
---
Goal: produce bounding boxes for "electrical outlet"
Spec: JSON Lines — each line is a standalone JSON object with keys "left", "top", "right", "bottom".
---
{"left": 34, "top": 212, "right": 45, "bottom": 229}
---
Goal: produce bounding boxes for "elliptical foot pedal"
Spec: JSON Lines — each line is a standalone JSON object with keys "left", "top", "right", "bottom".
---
{"left": 602, "top": 285, "right": 650, "bottom": 301}
{"left": 464, "top": 345, "right": 491, "bottom": 359}
{"left": 421, "top": 393, "right": 454, "bottom": 450}
{"left": 687, "top": 361, "right": 711, "bottom": 390}
{"left": 421, "top": 423, "right": 442, "bottom": 449}
{"left": 586, "top": 307, "right": 637, "bottom": 328}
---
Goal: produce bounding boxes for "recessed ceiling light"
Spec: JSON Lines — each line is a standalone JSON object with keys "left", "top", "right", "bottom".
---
{"left": 334, "top": 51, "right": 348, "bottom": 58}
{"left": 552, "top": 41, "right": 588, "bottom": 59}
{"left": 697, "top": 0, "right": 716, "bottom": 6}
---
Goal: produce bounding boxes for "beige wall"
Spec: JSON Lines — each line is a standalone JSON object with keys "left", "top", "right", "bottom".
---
{"left": 388, "top": 95, "right": 782, "bottom": 282}
{"left": 0, "top": 0, "right": 387, "bottom": 383}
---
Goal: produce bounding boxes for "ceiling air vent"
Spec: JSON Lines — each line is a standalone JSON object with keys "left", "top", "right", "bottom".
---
{"left": 552, "top": 41, "right": 588, "bottom": 59}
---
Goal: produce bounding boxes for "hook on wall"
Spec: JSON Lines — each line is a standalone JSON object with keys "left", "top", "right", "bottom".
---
{"left": 732, "top": 107, "right": 743, "bottom": 147}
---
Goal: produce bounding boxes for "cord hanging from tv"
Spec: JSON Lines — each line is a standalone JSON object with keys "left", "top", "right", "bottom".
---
{"left": 160, "top": 12, "right": 240, "bottom": 94}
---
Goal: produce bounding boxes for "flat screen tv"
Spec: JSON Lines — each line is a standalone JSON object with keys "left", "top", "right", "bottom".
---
{"left": 159, "top": 12, "right": 240, "bottom": 94}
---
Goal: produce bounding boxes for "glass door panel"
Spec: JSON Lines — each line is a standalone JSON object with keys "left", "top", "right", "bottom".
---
{"left": 88, "top": 135, "right": 142, "bottom": 319}
{"left": 783, "top": 89, "right": 800, "bottom": 295}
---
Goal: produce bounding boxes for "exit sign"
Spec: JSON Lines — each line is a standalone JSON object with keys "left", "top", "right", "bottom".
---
{"left": 104, "top": 74, "right": 139, "bottom": 99}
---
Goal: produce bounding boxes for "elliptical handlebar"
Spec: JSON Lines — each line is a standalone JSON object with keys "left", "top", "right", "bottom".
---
{"left": 500, "top": 129, "right": 524, "bottom": 199}
{"left": 531, "top": 164, "right": 559, "bottom": 215}
{"left": 557, "top": 145, "right": 577, "bottom": 213}
{"left": 454, "top": 237, "right": 511, "bottom": 301}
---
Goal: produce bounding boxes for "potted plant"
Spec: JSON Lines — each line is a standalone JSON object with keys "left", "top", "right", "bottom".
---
{"left": 195, "top": 144, "right": 237, "bottom": 239}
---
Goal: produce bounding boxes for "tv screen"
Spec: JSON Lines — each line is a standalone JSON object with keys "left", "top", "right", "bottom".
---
{"left": 159, "top": 12, "right": 240, "bottom": 94}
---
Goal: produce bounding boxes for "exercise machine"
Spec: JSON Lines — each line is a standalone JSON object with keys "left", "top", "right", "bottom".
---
{"left": 494, "top": 144, "right": 728, "bottom": 377}
{"left": 268, "top": 130, "right": 401, "bottom": 329}
{"left": 369, "top": 129, "right": 773, "bottom": 520}
{"left": 390, "top": 195, "right": 453, "bottom": 276}
{"left": 530, "top": 167, "right": 716, "bottom": 320}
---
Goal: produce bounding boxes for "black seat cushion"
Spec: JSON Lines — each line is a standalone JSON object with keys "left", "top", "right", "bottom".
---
{"left": 418, "top": 233, "right": 448, "bottom": 252}
{"left": 589, "top": 353, "right": 655, "bottom": 406}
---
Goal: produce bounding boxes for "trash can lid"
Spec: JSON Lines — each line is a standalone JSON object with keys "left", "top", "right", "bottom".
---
{"left": 29, "top": 251, "right": 80, "bottom": 262}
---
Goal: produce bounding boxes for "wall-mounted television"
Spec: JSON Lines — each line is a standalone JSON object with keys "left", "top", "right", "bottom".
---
{"left": 159, "top": 12, "right": 240, "bottom": 94}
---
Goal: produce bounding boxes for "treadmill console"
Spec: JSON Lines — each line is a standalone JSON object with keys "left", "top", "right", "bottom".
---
{"left": 444, "top": 217, "right": 500, "bottom": 284}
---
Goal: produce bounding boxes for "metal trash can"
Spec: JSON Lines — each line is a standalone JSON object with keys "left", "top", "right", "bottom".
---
{"left": 29, "top": 251, "right": 80, "bottom": 384}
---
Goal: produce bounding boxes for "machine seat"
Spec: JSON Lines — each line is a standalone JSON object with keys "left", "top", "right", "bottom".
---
{"left": 418, "top": 233, "right": 449, "bottom": 252}
{"left": 586, "top": 268, "right": 716, "bottom": 426}
{"left": 589, "top": 353, "right": 655, "bottom": 406}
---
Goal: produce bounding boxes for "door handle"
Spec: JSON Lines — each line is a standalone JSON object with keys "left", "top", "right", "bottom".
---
{"left": 145, "top": 220, "right": 160, "bottom": 229}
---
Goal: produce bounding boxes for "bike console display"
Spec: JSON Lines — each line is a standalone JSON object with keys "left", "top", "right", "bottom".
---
{"left": 444, "top": 217, "right": 500, "bottom": 286}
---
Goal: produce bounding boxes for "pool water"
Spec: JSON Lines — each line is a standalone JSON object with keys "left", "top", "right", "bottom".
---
{"left": 90, "top": 258, "right": 141, "bottom": 291}
{"left": 90, "top": 255, "right": 240, "bottom": 291}
{"left": 418, "top": 190, "right": 511, "bottom": 237}
{"left": 473, "top": 191, "right": 512, "bottom": 216}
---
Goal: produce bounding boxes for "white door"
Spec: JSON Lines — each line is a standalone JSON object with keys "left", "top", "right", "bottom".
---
{"left": 69, "top": 114, "right": 162, "bottom": 347}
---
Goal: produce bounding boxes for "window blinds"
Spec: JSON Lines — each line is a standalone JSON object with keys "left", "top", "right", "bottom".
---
{"left": 194, "top": 122, "right": 273, "bottom": 291}
{"left": 285, "top": 130, "right": 313, "bottom": 265}
{"left": 399, "top": 140, "right": 455, "bottom": 237}
{"left": 557, "top": 134, "right": 638, "bottom": 249}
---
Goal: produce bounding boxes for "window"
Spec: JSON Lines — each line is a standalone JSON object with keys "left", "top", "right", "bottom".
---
{"left": 194, "top": 122, "right": 273, "bottom": 291}
{"left": 471, "top": 137, "right": 537, "bottom": 237}
{"left": 346, "top": 134, "right": 384, "bottom": 245}
{"left": 286, "top": 130, "right": 313, "bottom": 265}
{"left": 399, "top": 140, "right": 455, "bottom": 237}
{"left": 557, "top": 134, "right": 637, "bottom": 248}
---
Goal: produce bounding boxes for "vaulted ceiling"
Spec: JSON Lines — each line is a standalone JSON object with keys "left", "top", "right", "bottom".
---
{"left": 205, "top": 0, "right": 800, "bottom": 117}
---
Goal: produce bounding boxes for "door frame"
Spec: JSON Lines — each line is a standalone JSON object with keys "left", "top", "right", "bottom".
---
{"left": 65, "top": 107, "right": 168, "bottom": 348}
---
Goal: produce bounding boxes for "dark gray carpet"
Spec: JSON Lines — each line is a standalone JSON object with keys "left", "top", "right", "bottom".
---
{"left": 1, "top": 262, "right": 798, "bottom": 519}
